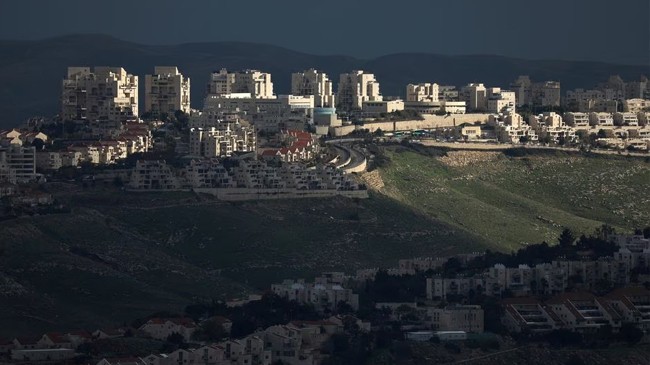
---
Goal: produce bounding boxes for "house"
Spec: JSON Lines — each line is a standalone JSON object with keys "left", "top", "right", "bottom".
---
{"left": 37, "top": 332, "right": 73, "bottom": 349}
{"left": 96, "top": 357, "right": 146, "bottom": 365}
{"left": 93, "top": 328, "right": 126, "bottom": 340}
{"left": 12, "top": 348, "right": 76, "bottom": 362}
{"left": 139, "top": 318, "right": 197, "bottom": 342}
{"left": 66, "top": 330, "right": 93, "bottom": 347}
{"left": 12, "top": 336, "right": 41, "bottom": 350}
{"left": 606, "top": 286, "right": 650, "bottom": 331}
{"left": 501, "top": 297, "right": 561, "bottom": 333}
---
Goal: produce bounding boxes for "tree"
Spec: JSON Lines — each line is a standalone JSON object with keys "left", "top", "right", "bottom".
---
{"left": 192, "top": 320, "right": 227, "bottom": 342}
{"left": 558, "top": 228, "right": 576, "bottom": 248}
{"left": 643, "top": 226, "right": 650, "bottom": 239}
{"left": 166, "top": 332, "right": 185, "bottom": 345}
{"left": 618, "top": 323, "right": 643, "bottom": 345}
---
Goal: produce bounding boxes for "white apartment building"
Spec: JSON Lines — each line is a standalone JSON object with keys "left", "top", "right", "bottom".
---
{"left": 406, "top": 83, "right": 439, "bottom": 102}
{"left": 62, "top": 67, "right": 138, "bottom": 126}
{"left": 563, "top": 112, "right": 591, "bottom": 128}
{"left": 291, "top": 69, "right": 335, "bottom": 107}
{"left": 511, "top": 76, "right": 561, "bottom": 107}
{"left": 208, "top": 69, "right": 274, "bottom": 99}
{"left": 189, "top": 126, "right": 255, "bottom": 158}
{"left": 589, "top": 112, "right": 614, "bottom": 126}
{"left": 144, "top": 66, "right": 191, "bottom": 116}
{"left": 460, "top": 83, "right": 487, "bottom": 112}
{"left": 337, "top": 70, "right": 382, "bottom": 111}
{"left": 625, "top": 99, "right": 650, "bottom": 113}
{"left": 613, "top": 112, "right": 639, "bottom": 126}
{"left": 128, "top": 160, "right": 182, "bottom": 190}
{"left": 272, "top": 276, "right": 359, "bottom": 312}
{"left": 487, "top": 88, "right": 516, "bottom": 114}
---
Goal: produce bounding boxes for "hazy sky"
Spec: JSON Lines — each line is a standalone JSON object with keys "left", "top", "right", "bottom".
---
{"left": 1, "top": 0, "right": 648, "bottom": 65}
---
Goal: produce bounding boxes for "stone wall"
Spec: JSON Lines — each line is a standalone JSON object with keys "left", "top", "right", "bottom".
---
{"left": 329, "top": 114, "right": 491, "bottom": 136}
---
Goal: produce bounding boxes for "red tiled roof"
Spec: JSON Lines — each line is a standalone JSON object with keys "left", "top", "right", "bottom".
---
{"left": 45, "top": 332, "right": 69, "bottom": 344}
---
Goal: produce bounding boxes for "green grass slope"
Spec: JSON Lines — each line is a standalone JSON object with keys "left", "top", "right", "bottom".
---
{"left": 377, "top": 147, "right": 650, "bottom": 251}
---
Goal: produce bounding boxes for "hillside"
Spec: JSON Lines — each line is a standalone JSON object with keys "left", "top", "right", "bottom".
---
{"left": 0, "top": 190, "right": 487, "bottom": 336}
{"left": 371, "top": 146, "right": 650, "bottom": 251}
{"left": 1, "top": 34, "right": 649, "bottom": 128}
{"left": 1, "top": 149, "right": 649, "bottom": 336}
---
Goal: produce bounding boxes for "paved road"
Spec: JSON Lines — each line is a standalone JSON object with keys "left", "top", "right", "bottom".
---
{"left": 332, "top": 143, "right": 366, "bottom": 171}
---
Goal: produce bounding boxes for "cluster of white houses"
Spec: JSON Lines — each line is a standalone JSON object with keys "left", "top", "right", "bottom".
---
{"left": 128, "top": 158, "right": 364, "bottom": 196}
{"left": 427, "top": 235, "right": 650, "bottom": 301}
{"left": 459, "top": 110, "right": 650, "bottom": 149}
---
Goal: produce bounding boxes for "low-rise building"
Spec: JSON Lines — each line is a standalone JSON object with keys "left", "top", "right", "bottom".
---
{"left": 138, "top": 318, "right": 197, "bottom": 342}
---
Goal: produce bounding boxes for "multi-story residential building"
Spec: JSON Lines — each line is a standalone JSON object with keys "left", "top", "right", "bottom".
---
{"left": 511, "top": 76, "right": 561, "bottom": 107}
{"left": 0, "top": 145, "right": 37, "bottom": 183}
{"left": 606, "top": 287, "right": 650, "bottom": 331}
{"left": 406, "top": 83, "right": 439, "bottom": 102}
{"left": 625, "top": 98, "right": 650, "bottom": 113}
{"left": 424, "top": 305, "right": 484, "bottom": 333}
{"left": 61, "top": 67, "right": 139, "bottom": 128}
{"left": 438, "top": 86, "right": 459, "bottom": 101}
{"left": 529, "top": 113, "right": 576, "bottom": 144}
{"left": 563, "top": 112, "right": 591, "bottom": 128}
{"left": 207, "top": 69, "right": 274, "bottom": 99}
{"left": 291, "top": 69, "right": 335, "bottom": 108}
{"left": 486, "top": 88, "right": 516, "bottom": 113}
{"left": 624, "top": 77, "right": 649, "bottom": 100}
{"left": 144, "top": 66, "right": 191, "bottom": 116}
{"left": 545, "top": 292, "right": 622, "bottom": 332}
{"left": 272, "top": 275, "right": 359, "bottom": 313}
{"left": 589, "top": 112, "right": 615, "bottom": 126}
{"left": 336, "top": 70, "right": 382, "bottom": 111}
{"left": 460, "top": 83, "right": 487, "bottom": 112}
{"left": 128, "top": 160, "right": 182, "bottom": 190}
{"left": 189, "top": 125, "right": 256, "bottom": 158}
{"left": 502, "top": 297, "right": 561, "bottom": 333}
{"left": 613, "top": 112, "right": 640, "bottom": 126}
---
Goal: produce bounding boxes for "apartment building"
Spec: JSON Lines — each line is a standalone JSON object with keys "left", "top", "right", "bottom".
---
{"left": 563, "top": 112, "right": 591, "bottom": 128}
{"left": 128, "top": 160, "right": 182, "bottom": 190}
{"left": 460, "top": 83, "right": 487, "bottom": 112}
{"left": 272, "top": 275, "right": 359, "bottom": 313}
{"left": 189, "top": 125, "right": 256, "bottom": 158}
{"left": 406, "top": 83, "right": 439, "bottom": 102}
{"left": 510, "top": 76, "right": 561, "bottom": 107}
{"left": 589, "top": 112, "right": 615, "bottom": 126}
{"left": 62, "top": 67, "right": 138, "bottom": 127}
{"left": 613, "top": 112, "right": 640, "bottom": 126}
{"left": 625, "top": 98, "right": 650, "bottom": 113}
{"left": 336, "top": 70, "right": 382, "bottom": 111}
{"left": 0, "top": 145, "right": 37, "bottom": 183}
{"left": 424, "top": 305, "right": 484, "bottom": 333}
{"left": 606, "top": 287, "right": 650, "bottom": 331}
{"left": 502, "top": 297, "right": 561, "bottom": 333}
{"left": 144, "top": 66, "right": 190, "bottom": 116}
{"left": 208, "top": 69, "right": 274, "bottom": 98}
{"left": 291, "top": 69, "right": 335, "bottom": 107}
{"left": 486, "top": 87, "right": 516, "bottom": 114}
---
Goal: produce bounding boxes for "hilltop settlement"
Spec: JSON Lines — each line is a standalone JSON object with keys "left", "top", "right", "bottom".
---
{"left": 1, "top": 65, "right": 650, "bottom": 364}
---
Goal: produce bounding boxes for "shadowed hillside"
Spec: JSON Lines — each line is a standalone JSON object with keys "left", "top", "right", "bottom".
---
{"left": 0, "top": 34, "right": 648, "bottom": 128}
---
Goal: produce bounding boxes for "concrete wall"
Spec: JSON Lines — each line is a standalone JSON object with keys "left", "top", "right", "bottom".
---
{"left": 193, "top": 188, "right": 369, "bottom": 201}
{"left": 329, "top": 114, "right": 491, "bottom": 136}
{"left": 343, "top": 158, "right": 367, "bottom": 174}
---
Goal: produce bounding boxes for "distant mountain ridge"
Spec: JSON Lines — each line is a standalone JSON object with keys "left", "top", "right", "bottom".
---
{"left": 0, "top": 34, "right": 648, "bottom": 128}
